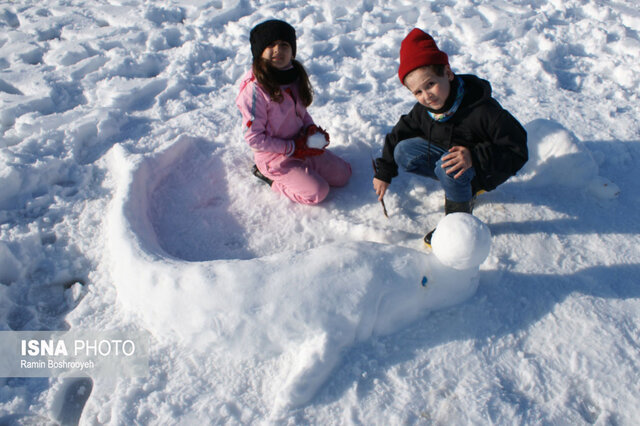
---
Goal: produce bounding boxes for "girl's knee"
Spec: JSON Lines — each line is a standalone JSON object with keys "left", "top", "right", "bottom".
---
{"left": 330, "top": 162, "right": 352, "bottom": 187}
{"left": 276, "top": 178, "right": 329, "bottom": 205}
{"left": 300, "top": 180, "right": 330, "bottom": 205}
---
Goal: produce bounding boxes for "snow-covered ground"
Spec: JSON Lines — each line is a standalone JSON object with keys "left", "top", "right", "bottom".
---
{"left": 1, "top": 0, "right": 640, "bottom": 424}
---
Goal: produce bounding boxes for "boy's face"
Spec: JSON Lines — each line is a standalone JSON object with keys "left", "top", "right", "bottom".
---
{"left": 404, "top": 65, "right": 454, "bottom": 110}
{"left": 261, "top": 40, "right": 293, "bottom": 69}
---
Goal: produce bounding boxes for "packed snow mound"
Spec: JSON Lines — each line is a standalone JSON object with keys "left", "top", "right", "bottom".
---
{"left": 122, "top": 136, "right": 254, "bottom": 261}
{"left": 105, "top": 140, "right": 489, "bottom": 411}
{"left": 432, "top": 213, "right": 491, "bottom": 270}
{"left": 519, "top": 119, "right": 620, "bottom": 198}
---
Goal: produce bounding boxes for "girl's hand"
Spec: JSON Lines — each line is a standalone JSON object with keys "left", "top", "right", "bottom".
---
{"left": 441, "top": 146, "right": 472, "bottom": 179}
{"left": 373, "top": 178, "right": 389, "bottom": 201}
{"left": 292, "top": 126, "right": 325, "bottom": 158}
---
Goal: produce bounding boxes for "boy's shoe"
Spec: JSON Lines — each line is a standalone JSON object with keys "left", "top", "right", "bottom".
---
{"left": 470, "top": 189, "right": 485, "bottom": 211}
{"left": 444, "top": 198, "right": 473, "bottom": 215}
{"left": 252, "top": 164, "right": 273, "bottom": 186}
{"left": 423, "top": 228, "right": 436, "bottom": 248}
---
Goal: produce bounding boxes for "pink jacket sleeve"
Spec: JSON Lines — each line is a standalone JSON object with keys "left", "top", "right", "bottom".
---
{"left": 236, "top": 79, "right": 296, "bottom": 156}
{"left": 302, "top": 109, "right": 314, "bottom": 129}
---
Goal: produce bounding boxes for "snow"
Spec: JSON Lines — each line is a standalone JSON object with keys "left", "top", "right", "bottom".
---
{"left": 1, "top": 0, "right": 639, "bottom": 424}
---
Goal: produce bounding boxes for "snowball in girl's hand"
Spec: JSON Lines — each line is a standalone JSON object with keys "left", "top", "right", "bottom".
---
{"left": 307, "top": 133, "right": 328, "bottom": 149}
{"left": 431, "top": 213, "right": 491, "bottom": 270}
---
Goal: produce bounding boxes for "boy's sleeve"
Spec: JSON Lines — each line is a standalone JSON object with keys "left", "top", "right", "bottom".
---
{"left": 375, "top": 106, "right": 424, "bottom": 183}
{"left": 236, "top": 83, "right": 296, "bottom": 156}
{"left": 470, "top": 109, "right": 528, "bottom": 190}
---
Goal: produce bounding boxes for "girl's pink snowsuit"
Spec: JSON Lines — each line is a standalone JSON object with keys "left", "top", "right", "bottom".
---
{"left": 236, "top": 70, "right": 351, "bottom": 204}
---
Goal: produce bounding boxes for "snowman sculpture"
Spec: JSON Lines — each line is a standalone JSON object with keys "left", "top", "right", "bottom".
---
{"left": 272, "top": 213, "right": 492, "bottom": 412}
{"left": 107, "top": 143, "right": 494, "bottom": 415}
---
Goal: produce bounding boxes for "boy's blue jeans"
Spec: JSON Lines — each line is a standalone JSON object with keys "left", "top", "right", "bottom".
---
{"left": 394, "top": 137, "right": 475, "bottom": 203}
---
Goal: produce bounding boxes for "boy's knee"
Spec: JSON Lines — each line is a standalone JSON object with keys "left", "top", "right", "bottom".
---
{"left": 434, "top": 158, "right": 449, "bottom": 181}
{"left": 393, "top": 142, "right": 411, "bottom": 169}
{"left": 434, "top": 158, "right": 474, "bottom": 183}
{"left": 394, "top": 137, "right": 433, "bottom": 172}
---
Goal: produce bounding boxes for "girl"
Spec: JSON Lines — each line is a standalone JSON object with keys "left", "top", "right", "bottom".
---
{"left": 236, "top": 19, "right": 351, "bottom": 205}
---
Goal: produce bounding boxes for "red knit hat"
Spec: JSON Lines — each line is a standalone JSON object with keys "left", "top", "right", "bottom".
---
{"left": 398, "top": 29, "right": 449, "bottom": 84}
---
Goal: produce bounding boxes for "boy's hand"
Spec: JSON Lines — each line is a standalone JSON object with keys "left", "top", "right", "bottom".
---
{"left": 441, "top": 146, "right": 472, "bottom": 179}
{"left": 373, "top": 178, "right": 389, "bottom": 201}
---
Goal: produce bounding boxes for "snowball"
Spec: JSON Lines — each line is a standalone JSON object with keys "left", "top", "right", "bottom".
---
{"left": 307, "top": 133, "right": 328, "bottom": 149}
{"left": 431, "top": 213, "right": 491, "bottom": 270}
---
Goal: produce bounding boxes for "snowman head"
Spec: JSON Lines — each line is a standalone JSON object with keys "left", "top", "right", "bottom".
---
{"left": 431, "top": 213, "right": 491, "bottom": 270}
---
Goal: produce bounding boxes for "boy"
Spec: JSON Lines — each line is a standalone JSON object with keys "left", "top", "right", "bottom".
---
{"left": 373, "top": 28, "right": 528, "bottom": 246}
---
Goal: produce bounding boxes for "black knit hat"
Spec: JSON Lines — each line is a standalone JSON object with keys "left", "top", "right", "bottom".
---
{"left": 250, "top": 19, "right": 297, "bottom": 59}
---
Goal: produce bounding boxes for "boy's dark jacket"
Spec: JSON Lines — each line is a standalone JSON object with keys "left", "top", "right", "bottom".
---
{"left": 375, "top": 74, "right": 528, "bottom": 192}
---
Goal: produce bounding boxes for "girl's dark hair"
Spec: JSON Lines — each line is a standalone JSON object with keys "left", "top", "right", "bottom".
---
{"left": 252, "top": 58, "right": 313, "bottom": 107}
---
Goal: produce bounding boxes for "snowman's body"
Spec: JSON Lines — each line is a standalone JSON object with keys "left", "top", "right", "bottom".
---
{"left": 108, "top": 145, "right": 492, "bottom": 414}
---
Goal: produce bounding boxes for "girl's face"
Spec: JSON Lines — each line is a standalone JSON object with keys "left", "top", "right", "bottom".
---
{"left": 261, "top": 40, "right": 293, "bottom": 69}
{"left": 404, "top": 65, "right": 454, "bottom": 110}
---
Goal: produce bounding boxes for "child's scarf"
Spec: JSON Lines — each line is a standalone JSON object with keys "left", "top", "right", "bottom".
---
{"left": 428, "top": 76, "right": 464, "bottom": 122}
{"left": 273, "top": 66, "right": 298, "bottom": 85}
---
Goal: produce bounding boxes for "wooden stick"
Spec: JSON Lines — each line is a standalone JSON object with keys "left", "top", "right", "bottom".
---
{"left": 371, "top": 158, "right": 389, "bottom": 218}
